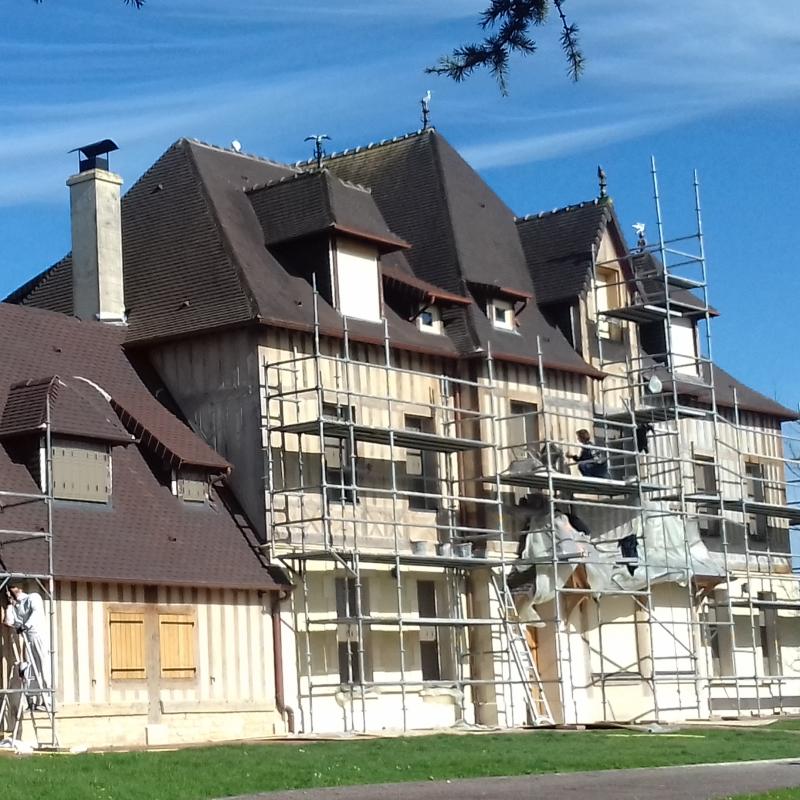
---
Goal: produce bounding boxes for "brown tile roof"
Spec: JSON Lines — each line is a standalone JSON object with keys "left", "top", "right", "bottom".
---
{"left": 0, "top": 303, "right": 281, "bottom": 589}
{"left": 315, "top": 130, "right": 601, "bottom": 377}
{"left": 516, "top": 200, "right": 610, "bottom": 305}
{"left": 0, "top": 376, "right": 134, "bottom": 444}
{"left": 248, "top": 169, "right": 408, "bottom": 251}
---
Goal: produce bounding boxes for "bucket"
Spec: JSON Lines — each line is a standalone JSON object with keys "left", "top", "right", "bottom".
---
{"left": 436, "top": 542, "right": 452, "bottom": 557}
{"left": 453, "top": 542, "right": 473, "bottom": 558}
{"left": 411, "top": 540, "right": 433, "bottom": 556}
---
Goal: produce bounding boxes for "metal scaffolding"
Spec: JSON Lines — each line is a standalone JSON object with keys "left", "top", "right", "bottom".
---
{"left": 261, "top": 162, "right": 800, "bottom": 733}
{"left": 0, "top": 396, "right": 57, "bottom": 749}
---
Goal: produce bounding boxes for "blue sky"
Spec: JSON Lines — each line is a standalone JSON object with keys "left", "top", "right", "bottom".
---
{"left": 2, "top": 0, "right": 799, "bottom": 409}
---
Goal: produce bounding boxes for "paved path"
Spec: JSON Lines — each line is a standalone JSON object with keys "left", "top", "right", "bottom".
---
{"left": 224, "top": 758, "right": 800, "bottom": 800}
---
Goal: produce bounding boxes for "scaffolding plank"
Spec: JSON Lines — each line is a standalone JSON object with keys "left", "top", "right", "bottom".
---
{"left": 494, "top": 471, "right": 661, "bottom": 496}
{"left": 682, "top": 493, "right": 800, "bottom": 523}
{"left": 276, "top": 420, "right": 485, "bottom": 452}
{"left": 596, "top": 404, "right": 712, "bottom": 425}
{"left": 278, "top": 549, "right": 504, "bottom": 569}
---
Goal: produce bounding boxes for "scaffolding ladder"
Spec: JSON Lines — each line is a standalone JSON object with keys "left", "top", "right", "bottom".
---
{"left": 490, "top": 574, "right": 553, "bottom": 726}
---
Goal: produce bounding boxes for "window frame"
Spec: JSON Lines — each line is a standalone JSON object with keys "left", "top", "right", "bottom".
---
{"left": 404, "top": 414, "right": 439, "bottom": 511}
{"left": 693, "top": 452, "right": 720, "bottom": 537}
{"left": 595, "top": 266, "right": 624, "bottom": 342}
{"left": 489, "top": 299, "right": 515, "bottom": 331}
{"left": 417, "top": 580, "right": 441, "bottom": 681}
{"left": 335, "top": 576, "right": 372, "bottom": 684}
{"left": 417, "top": 304, "right": 443, "bottom": 335}
{"left": 322, "top": 403, "right": 357, "bottom": 504}
{"left": 744, "top": 461, "right": 768, "bottom": 540}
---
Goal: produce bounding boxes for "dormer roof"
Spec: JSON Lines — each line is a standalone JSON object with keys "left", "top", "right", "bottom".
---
{"left": 248, "top": 169, "right": 408, "bottom": 252}
{"left": 0, "top": 375, "right": 133, "bottom": 444}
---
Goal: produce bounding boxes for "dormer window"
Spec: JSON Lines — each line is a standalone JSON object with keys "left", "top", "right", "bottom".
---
{"left": 490, "top": 299, "right": 515, "bottom": 331}
{"left": 417, "top": 304, "right": 443, "bottom": 335}
{"left": 175, "top": 468, "right": 209, "bottom": 503}
{"left": 52, "top": 438, "right": 111, "bottom": 503}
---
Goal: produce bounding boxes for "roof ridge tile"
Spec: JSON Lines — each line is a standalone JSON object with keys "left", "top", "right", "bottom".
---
{"left": 186, "top": 138, "right": 302, "bottom": 172}
{"left": 293, "top": 128, "right": 431, "bottom": 168}
{"left": 515, "top": 197, "right": 602, "bottom": 223}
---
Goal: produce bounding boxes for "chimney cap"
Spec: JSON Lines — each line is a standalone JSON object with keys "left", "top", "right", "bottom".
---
{"left": 69, "top": 139, "right": 119, "bottom": 172}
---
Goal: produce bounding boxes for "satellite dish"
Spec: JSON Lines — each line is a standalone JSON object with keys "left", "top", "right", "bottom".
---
{"left": 647, "top": 374, "right": 663, "bottom": 395}
{"left": 231, "top": 140, "right": 242, "bottom": 153}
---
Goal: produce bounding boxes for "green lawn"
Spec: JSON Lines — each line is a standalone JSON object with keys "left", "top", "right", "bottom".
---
{"left": 732, "top": 793, "right": 800, "bottom": 800}
{"left": 3, "top": 725, "right": 800, "bottom": 800}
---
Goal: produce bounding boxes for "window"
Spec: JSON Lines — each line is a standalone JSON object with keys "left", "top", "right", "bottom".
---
{"left": 176, "top": 468, "right": 208, "bottom": 503}
{"left": 405, "top": 415, "right": 438, "bottom": 510}
{"left": 507, "top": 401, "right": 539, "bottom": 460}
{"left": 758, "top": 593, "right": 779, "bottom": 676}
{"left": 417, "top": 581, "right": 441, "bottom": 681}
{"left": 334, "top": 238, "right": 381, "bottom": 323}
{"left": 703, "top": 598, "right": 734, "bottom": 678}
{"left": 159, "top": 613, "right": 197, "bottom": 680}
{"left": 52, "top": 438, "right": 110, "bottom": 502}
{"left": 670, "top": 318, "right": 699, "bottom": 376}
{"left": 417, "top": 305, "right": 443, "bottom": 335}
{"left": 336, "top": 576, "right": 371, "bottom": 683}
{"left": 109, "top": 612, "right": 146, "bottom": 681}
{"left": 323, "top": 404, "right": 356, "bottom": 504}
{"left": 587, "top": 596, "right": 641, "bottom": 678}
{"left": 693, "top": 454, "right": 719, "bottom": 536}
{"left": 595, "top": 267, "right": 624, "bottom": 342}
{"left": 489, "top": 299, "right": 514, "bottom": 331}
{"left": 745, "top": 462, "right": 768, "bottom": 540}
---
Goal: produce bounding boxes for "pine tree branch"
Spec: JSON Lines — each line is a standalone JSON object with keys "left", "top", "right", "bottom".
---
{"left": 427, "top": 0, "right": 584, "bottom": 92}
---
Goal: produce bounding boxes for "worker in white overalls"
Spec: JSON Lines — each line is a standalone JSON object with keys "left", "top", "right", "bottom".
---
{"left": 3, "top": 583, "right": 51, "bottom": 710}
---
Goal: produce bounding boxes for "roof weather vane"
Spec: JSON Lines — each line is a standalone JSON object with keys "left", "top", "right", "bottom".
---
{"left": 304, "top": 134, "right": 331, "bottom": 170}
{"left": 597, "top": 165, "right": 607, "bottom": 199}
{"left": 632, "top": 222, "right": 647, "bottom": 251}
{"left": 421, "top": 90, "right": 432, "bottom": 130}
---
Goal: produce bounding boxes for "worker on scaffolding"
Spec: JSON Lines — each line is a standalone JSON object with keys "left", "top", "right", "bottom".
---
{"left": 570, "top": 429, "right": 610, "bottom": 479}
{"left": 3, "top": 583, "right": 50, "bottom": 711}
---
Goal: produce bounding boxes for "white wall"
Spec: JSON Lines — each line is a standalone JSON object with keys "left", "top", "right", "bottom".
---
{"left": 334, "top": 238, "right": 382, "bottom": 323}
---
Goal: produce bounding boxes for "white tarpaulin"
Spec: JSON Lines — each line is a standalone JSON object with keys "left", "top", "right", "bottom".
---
{"left": 510, "top": 502, "right": 725, "bottom": 621}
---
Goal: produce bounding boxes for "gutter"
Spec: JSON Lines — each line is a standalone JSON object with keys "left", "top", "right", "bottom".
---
{"left": 270, "top": 592, "right": 296, "bottom": 734}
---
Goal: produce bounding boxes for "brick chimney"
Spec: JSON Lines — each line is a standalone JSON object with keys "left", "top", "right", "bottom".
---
{"left": 67, "top": 139, "right": 126, "bottom": 324}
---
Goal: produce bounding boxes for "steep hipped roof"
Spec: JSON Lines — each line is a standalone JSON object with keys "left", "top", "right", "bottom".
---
{"left": 312, "top": 129, "right": 599, "bottom": 377}
{"left": 248, "top": 169, "right": 408, "bottom": 251}
{"left": 8, "top": 140, "right": 458, "bottom": 357}
{"left": 0, "top": 303, "right": 280, "bottom": 589}
{"left": 516, "top": 200, "right": 611, "bottom": 305}
{"left": 0, "top": 376, "right": 134, "bottom": 444}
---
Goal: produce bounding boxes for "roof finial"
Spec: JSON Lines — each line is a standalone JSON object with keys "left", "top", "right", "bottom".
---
{"left": 421, "top": 90, "right": 432, "bottom": 130}
{"left": 597, "top": 165, "right": 607, "bottom": 199}
{"left": 304, "top": 134, "right": 331, "bottom": 170}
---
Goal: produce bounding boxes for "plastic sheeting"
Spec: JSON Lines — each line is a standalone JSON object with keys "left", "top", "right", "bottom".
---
{"left": 510, "top": 502, "right": 725, "bottom": 618}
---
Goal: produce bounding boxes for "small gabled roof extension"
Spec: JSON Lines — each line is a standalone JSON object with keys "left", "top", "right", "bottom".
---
{"left": 248, "top": 169, "right": 408, "bottom": 251}
{"left": 0, "top": 376, "right": 134, "bottom": 444}
{"left": 0, "top": 302, "right": 280, "bottom": 590}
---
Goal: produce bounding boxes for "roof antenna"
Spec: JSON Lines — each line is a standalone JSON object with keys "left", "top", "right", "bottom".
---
{"left": 597, "top": 165, "right": 607, "bottom": 199}
{"left": 304, "top": 134, "right": 331, "bottom": 169}
{"left": 420, "top": 90, "right": 432, "bottom": 130}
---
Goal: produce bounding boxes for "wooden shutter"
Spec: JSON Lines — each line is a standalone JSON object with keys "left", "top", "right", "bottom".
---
{"left": 159, "top": 613, "right": 197, "bottom": 679}
{"left": 109, "top": 612, "right": 146, "bottom": 680}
